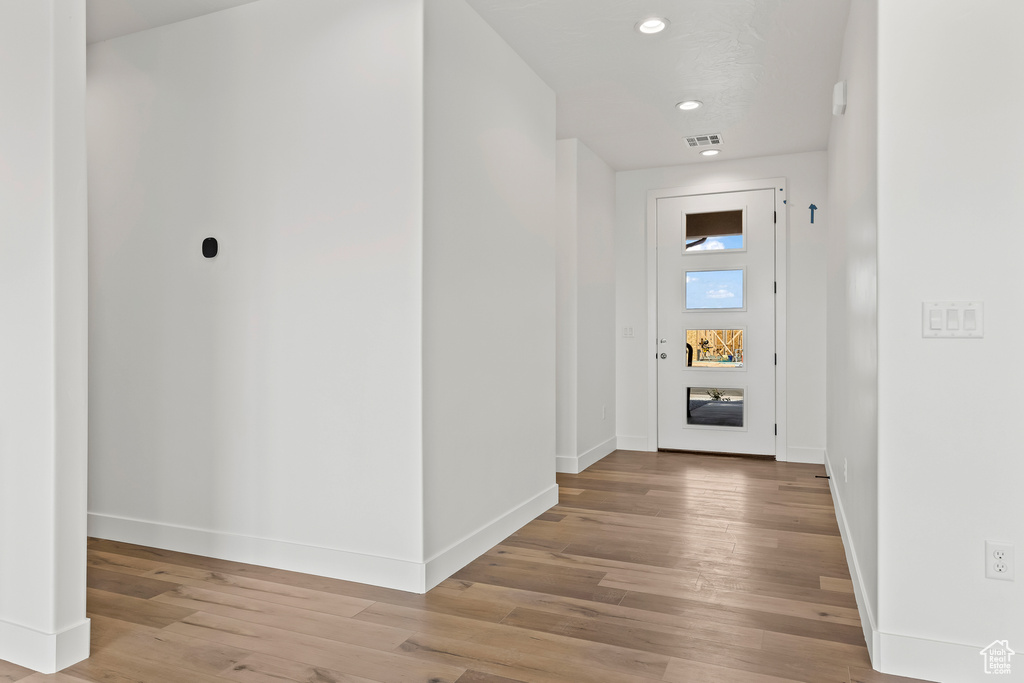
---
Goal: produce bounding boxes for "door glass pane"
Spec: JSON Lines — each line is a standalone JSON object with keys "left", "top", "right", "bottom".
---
{"left": 687, "top": 387, "right": 744, "bottom": 427}
{"left": 685, "top": 209, "right": 743, "bottom": 251}
{"left": 686, "top": 329, "right": 744, "bottom": 367}
{"left": 685, "top": 269, "right": 744, "bottom": 309}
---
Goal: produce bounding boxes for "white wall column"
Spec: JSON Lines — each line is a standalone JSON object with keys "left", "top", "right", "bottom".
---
{"left": 87, "top": 0, "right": 556, "bottom": 595}
{"left": 422, "top": 0, "right": 558, "bottom": 586}
{"left": 0, "top": 0, "right": 90, "bottom": 673}
{"left": 556, "top": 139, "right": 617, "bottom": 474}
{"left": 555, "top": 140, "right": 580, "bottom": 467}
{"left": 825, "top": 0, "right": 879, "bottom": 662}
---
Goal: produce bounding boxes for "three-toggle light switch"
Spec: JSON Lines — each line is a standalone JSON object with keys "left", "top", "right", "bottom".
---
{"left": 923, "top": 302, "right": 983, "bottom": 338}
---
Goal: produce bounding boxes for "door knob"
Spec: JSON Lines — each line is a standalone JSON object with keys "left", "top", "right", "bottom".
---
{"left": 660, "top": 353, "right": 667, "bottom": 359}
{"left": 660, "top": 338, "right": 667, "bottom": 343}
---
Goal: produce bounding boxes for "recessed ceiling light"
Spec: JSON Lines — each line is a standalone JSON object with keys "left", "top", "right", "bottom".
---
{"left": 676, "top": 100, "right": 703, "bottom": 111}
{"left": 700, "top": 149, "right": 720, "bottom": 157}
{"left": 635, "top": 17, "right": 669, "bottom": 34}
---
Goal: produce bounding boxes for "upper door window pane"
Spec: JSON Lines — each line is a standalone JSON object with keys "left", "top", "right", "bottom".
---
{"left": 685, "top": 269, "right": 744, "bottom": 310}
{"left": 685, "top": 209, "right": 743, "bottom": 251}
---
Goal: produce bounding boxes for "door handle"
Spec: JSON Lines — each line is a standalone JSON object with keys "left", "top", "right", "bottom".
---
{"left": 660, "top": 353, "right": 667, "bottom": 359}
{"left": 660, "top": 338, "right": 667, "bottom": 343}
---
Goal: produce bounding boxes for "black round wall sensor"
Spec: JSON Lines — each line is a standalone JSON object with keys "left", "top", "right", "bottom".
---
{"left": 202, "top": 238, "right": 218, "bottom": 258}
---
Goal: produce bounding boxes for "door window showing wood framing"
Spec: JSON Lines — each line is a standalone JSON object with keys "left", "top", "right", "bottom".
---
{"left": 686, "top": 329, "right": 744, "bottom": 368}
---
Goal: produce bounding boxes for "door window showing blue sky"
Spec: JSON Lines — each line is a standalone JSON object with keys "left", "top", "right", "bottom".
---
{"left": 686, "top": 234, "right": 744, "bottom": 251}
{"left": 685, "top": 269, "right": 744, "bottom": 309}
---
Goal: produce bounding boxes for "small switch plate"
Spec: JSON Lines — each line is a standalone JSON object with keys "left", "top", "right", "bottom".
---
{"left": 922, "top": 302, "right": 983, "bottom": 338}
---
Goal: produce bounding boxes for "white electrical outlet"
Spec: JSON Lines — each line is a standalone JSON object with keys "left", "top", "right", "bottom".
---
{"left": 986, "top": 541, "right": 1015, "bottom": 581}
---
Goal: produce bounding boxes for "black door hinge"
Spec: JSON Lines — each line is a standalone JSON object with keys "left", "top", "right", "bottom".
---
{"left": 773, "top": 281, "right": 777, "bottom": 293}
{"left": 773, "top": 211, "right": 777, "bottom": 224}
{"left": 774, "top": 424, "right": 777, "bottom": 435}
{"left": 774, "top": 353, "right": 777, "bottom": 365}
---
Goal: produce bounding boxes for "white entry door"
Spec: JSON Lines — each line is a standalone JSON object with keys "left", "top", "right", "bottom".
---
{"left": 657, "top": 189, "right": 776, "bottom": 455}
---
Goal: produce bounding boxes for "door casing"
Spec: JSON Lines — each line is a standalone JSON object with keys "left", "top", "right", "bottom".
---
{"left": 644, "top": 178, "right": 789, "bottom": 460}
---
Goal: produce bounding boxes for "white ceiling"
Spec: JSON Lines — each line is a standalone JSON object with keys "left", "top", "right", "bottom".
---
{"left": 86, "top": 0, "right": 851, "bottom": 171}
{"left": 86, "top": 0, "right": 260, "bottom": 44}
{"left": 464, "top": 0, "right": 851, "bottom": 170}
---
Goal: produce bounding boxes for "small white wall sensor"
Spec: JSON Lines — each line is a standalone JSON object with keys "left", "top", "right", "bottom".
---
{"left": 833, "top": 80, "right": 847, "bottom": 116}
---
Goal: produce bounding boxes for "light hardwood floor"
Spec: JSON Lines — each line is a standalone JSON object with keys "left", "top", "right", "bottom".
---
{"left": 2, "top": 451, "right": 931, "bottom": 683}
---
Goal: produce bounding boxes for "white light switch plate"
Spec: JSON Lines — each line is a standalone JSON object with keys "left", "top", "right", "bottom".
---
{"left": 922, "top": 302, "right": 984, "bottom": 338}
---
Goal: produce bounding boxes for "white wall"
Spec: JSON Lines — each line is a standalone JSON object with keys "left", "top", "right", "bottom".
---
{"left": 874, "top": 2, "right": 1024, "bottom": 679}
{"left": 0, "top": 0, "right": 90, "bottom": 673}
{"left": 825, "top": 0, "right": 879, "bottom": 660}
{"left": 88, "top": 0, "right": 428, "bottom": 589}
{"left": 556, "top": 140, "right": 579, "bottom": 462}
{"left": 556, "top": 139, "right": 617, "bottom": 473}
{"left": 422, "top": 0, "right": 558, "bottom": 583}
{"left": 575, "top": 142, "right": 617, "bottom": 464}
{"left": 616, "top": 152, "right": 828, "bottom": 460}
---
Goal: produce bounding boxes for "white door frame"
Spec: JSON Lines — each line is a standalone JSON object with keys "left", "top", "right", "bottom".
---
{"left": 645, "top": 178, "right": 789, "bottom": 460}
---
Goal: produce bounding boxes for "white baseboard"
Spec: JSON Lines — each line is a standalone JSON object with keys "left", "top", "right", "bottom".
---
{"left": 877, "top": 630, "right": 993, "bottom": 682}
{"left": 89, "top": 513, "right": 426, "bottom": 593}
{"left": 424, "top": 483, "right": 559, "bottom": 590}
{"left": 0, "top": 617, "right": 90, "bottom": 674}
{"left": 787, "top": 446, "right": 825, "bottom": 464}
{"left": 824, "top": 451, "right": 879, "bottom": 663}
{"left": 615, "top": 435, "right": 651, "bottom": 452}
{"left": 90, "top": 485, "right": 560, "bottom": 596}
{"left": 555, "top": 436, "right": 617, "bottom": 473}
{"left": 554, "top": 454, "right": 576, "bottom": 473}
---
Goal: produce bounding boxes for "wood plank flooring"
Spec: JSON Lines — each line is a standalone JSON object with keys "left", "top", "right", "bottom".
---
{"left": 4, "top": 451, "right": 931, "bottom": 683}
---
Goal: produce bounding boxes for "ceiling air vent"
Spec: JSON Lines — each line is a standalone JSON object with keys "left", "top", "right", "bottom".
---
{"left": 685, "top": 133, "right": 723, "bottom": 148}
